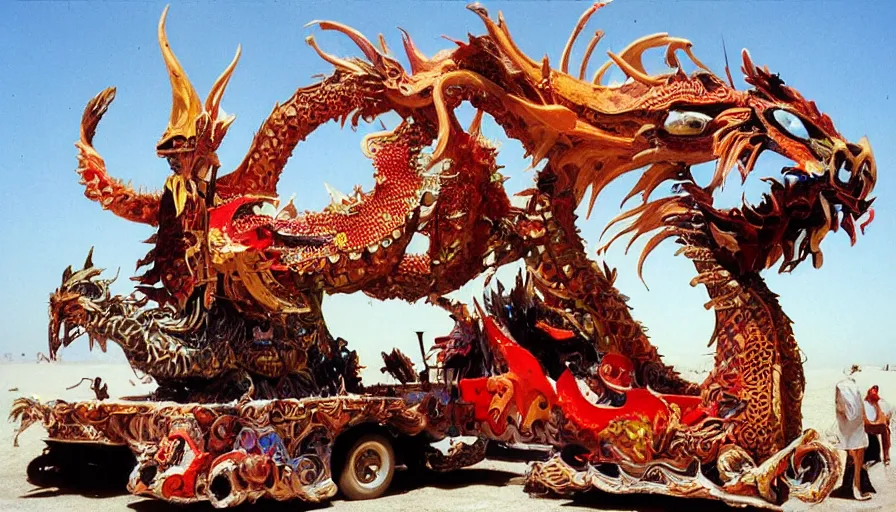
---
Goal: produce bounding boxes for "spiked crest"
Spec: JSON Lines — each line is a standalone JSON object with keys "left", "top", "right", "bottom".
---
{"left": 156, "top": 5, "right": 241, "bottom": 153}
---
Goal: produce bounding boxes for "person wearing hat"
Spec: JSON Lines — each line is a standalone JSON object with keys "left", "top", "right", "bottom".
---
{"left": 835, "top": 364, "right": 872, "bottom": 500}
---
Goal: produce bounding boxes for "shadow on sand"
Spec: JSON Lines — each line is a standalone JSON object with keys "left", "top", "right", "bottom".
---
{"left": 562, "top": 490, "right": 763, "bottom": 512}
{"left": 387, "top": 466, "right": 522, "bottom": 495}
{"left": 21, "top": 464, "right": 764, "bottom": 512}
{"left": 20, "top": 486, "right": 129, "bottom": 501}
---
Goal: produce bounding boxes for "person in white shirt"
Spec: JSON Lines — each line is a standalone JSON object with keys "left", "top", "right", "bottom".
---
{"left": 836, "top": 365, "right": 871, "bottom": 500}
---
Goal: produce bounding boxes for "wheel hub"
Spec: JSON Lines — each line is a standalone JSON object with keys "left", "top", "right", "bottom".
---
{"left": 354, "top": 448, "right": 383, "bottom": 484}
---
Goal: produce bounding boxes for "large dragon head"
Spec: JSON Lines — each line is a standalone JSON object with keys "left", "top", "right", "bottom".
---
{"left": 595, "top": 48, "right": 877, "bottom": 277}
{"left": 443, "top": 2, "right": 876, "bottom": 275}
{"left": 155, "top": 6, "right": 241, "bottom": 214}
{"left": 48, "top": 248, "right": 117, "bottom": 359}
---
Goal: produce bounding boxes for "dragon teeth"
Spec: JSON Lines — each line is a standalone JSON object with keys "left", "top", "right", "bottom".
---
{"left": 327, "top": 254, "right": 341, "bottom": 264}
{"left": 367, "top": 243, "right": 379, "bottom": 253}
{"left": 349, "top": 252, "right": 362, "bottom": 261}
{"left": 392, "top": 229, "right": 402, "bottom": 240}
{"left": 381, "top": 238, "right": 392, "bottom": 248}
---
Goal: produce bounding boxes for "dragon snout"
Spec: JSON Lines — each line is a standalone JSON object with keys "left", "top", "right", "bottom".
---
{"left": 840, "top": 137, "right": 876, "bottom": 201}
{"left": 833, "top": 137, "right": 876, "bottom": 234}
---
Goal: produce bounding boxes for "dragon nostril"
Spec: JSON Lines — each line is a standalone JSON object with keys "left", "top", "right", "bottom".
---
{"left": 846, "top": 143, "right": 864, "bottom": 158}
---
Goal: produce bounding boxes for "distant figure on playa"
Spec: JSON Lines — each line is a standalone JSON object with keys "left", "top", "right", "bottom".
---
{"left": 835, "top": 365, "right": 872, "bottom": 500}
{"left": 864, "top": 385, "right": 891, "bottom": 466}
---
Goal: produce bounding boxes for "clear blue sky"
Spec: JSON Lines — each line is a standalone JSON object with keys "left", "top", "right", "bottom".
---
{"left": 1, "top": 1, "right": 893, "bottom": 379}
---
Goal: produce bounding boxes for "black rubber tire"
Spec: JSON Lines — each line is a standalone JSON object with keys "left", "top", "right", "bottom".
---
{"left": 26, "top": 452, "right": 67, "bottom": 488}
{"left": 337, "top": 433, "right": 395, "bottom": 500}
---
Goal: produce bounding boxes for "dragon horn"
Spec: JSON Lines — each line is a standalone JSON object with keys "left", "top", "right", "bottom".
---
{"left": 377, "top": 33, "right": 390, "bottom": 55}
{"left": 205, "top": 45, "right": 242, "bottom": 121}
{"left": 468, "top": 5, "right": 540, "bottom": 83}
{"left": 62, "top": 265, "right": 73, "bottom": 286}
{"left": 306, "top": 20, "right": 382, "bottom": 64}
{"left": 84, "top": 246, "right": 95, "bottom": 269}
{"left": 741, "top": 48, "right": 757, "bottom": 78}
{"left": 469, "top": 3, "right": 621, "bottom": 117}
{"left": 398, "top": 28, "right": 428, "bottom": 74}
{"left": 158, "top": 5, "right": 202, "bottom": 141}
{"left": 560, "top": 1, "right": 607, "bottom": 75}
{"left": 105, "top": 267, "right": 121, "bottom": 286}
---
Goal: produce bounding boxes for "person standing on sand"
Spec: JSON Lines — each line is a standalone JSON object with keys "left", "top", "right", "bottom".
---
{"left": 836, "top": 364, "right": 872, "bottom": 500}
{"left": 865, "top": 385, "right": 891, "bottom": 466}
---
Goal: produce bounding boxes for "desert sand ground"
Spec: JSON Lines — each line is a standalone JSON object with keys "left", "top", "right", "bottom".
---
{"left": 1, "top": 362, "right": 894, "bottom": 511}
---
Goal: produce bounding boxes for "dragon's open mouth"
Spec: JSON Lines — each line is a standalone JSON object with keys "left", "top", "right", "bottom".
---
{"left": 49, "top": 319, "right": 85, "bottom": 359}
{"left": 600, "top": 139, "right": 876, "bottom": 279}
{"left": 695, "top": 142, "right": 876, "bottom": 273}
{"left": 49, "top": 316, "right": 108, "bottom": 360}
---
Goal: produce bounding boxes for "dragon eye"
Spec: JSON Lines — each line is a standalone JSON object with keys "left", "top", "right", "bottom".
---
{"left": 663, "top": 111, "right": 712, "bottom": 136}
{"left": 771, "top": 109, "right": 810, "bottom": 140}
{"left": 251, "top": 202, "right": 278, "bottom": 217}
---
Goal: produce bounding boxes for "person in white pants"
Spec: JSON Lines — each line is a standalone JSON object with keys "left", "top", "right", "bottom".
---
{"left": 836, "top": 364, "right": 871, "bottom": 501}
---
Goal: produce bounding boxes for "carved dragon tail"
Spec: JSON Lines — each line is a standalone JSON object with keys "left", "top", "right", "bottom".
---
{"left": 75, "top": 87, "right": 162, "bottom": 225}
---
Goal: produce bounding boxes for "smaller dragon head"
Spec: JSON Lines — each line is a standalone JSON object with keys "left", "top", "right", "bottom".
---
{"left": 48, "top": 248, "right": 117, "bottom": 359}
{"left": 156, "top": 6, "right": 241, "bottom": 215}
{"left": 304, "top": 20, "right": 458, "bottom": 110}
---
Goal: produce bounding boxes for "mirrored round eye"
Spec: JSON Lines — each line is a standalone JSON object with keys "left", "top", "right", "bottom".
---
{"left": 251, "top": 202, "right": 278, "bottom": 217}
{"left": 663, "top": 110, "right": 712, "bottom": 136}
{"left": 771, "top": 109, "right": 810, "bottom": 140}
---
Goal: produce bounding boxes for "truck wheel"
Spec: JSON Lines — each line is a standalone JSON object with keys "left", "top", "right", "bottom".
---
{"left": 27, "top": 452, "right": 67, "bottom": 488}
{"left": 338, "top": 433, "right": 395, "bottom": 500}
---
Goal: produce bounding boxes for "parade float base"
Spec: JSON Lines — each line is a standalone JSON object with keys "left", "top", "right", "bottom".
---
{"left": 3, "top": 362, "right": 895, "bottom": 511}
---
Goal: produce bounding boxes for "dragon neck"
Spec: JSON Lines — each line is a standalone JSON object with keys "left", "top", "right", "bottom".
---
{"left": 523, "top": 185, "right": 697, "bottom": 396}
{"left": 682, "top": 243, "right": 803, "bottom": 461}
{"left": 82, "top": 296, "right": 146, "bottom": 362}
